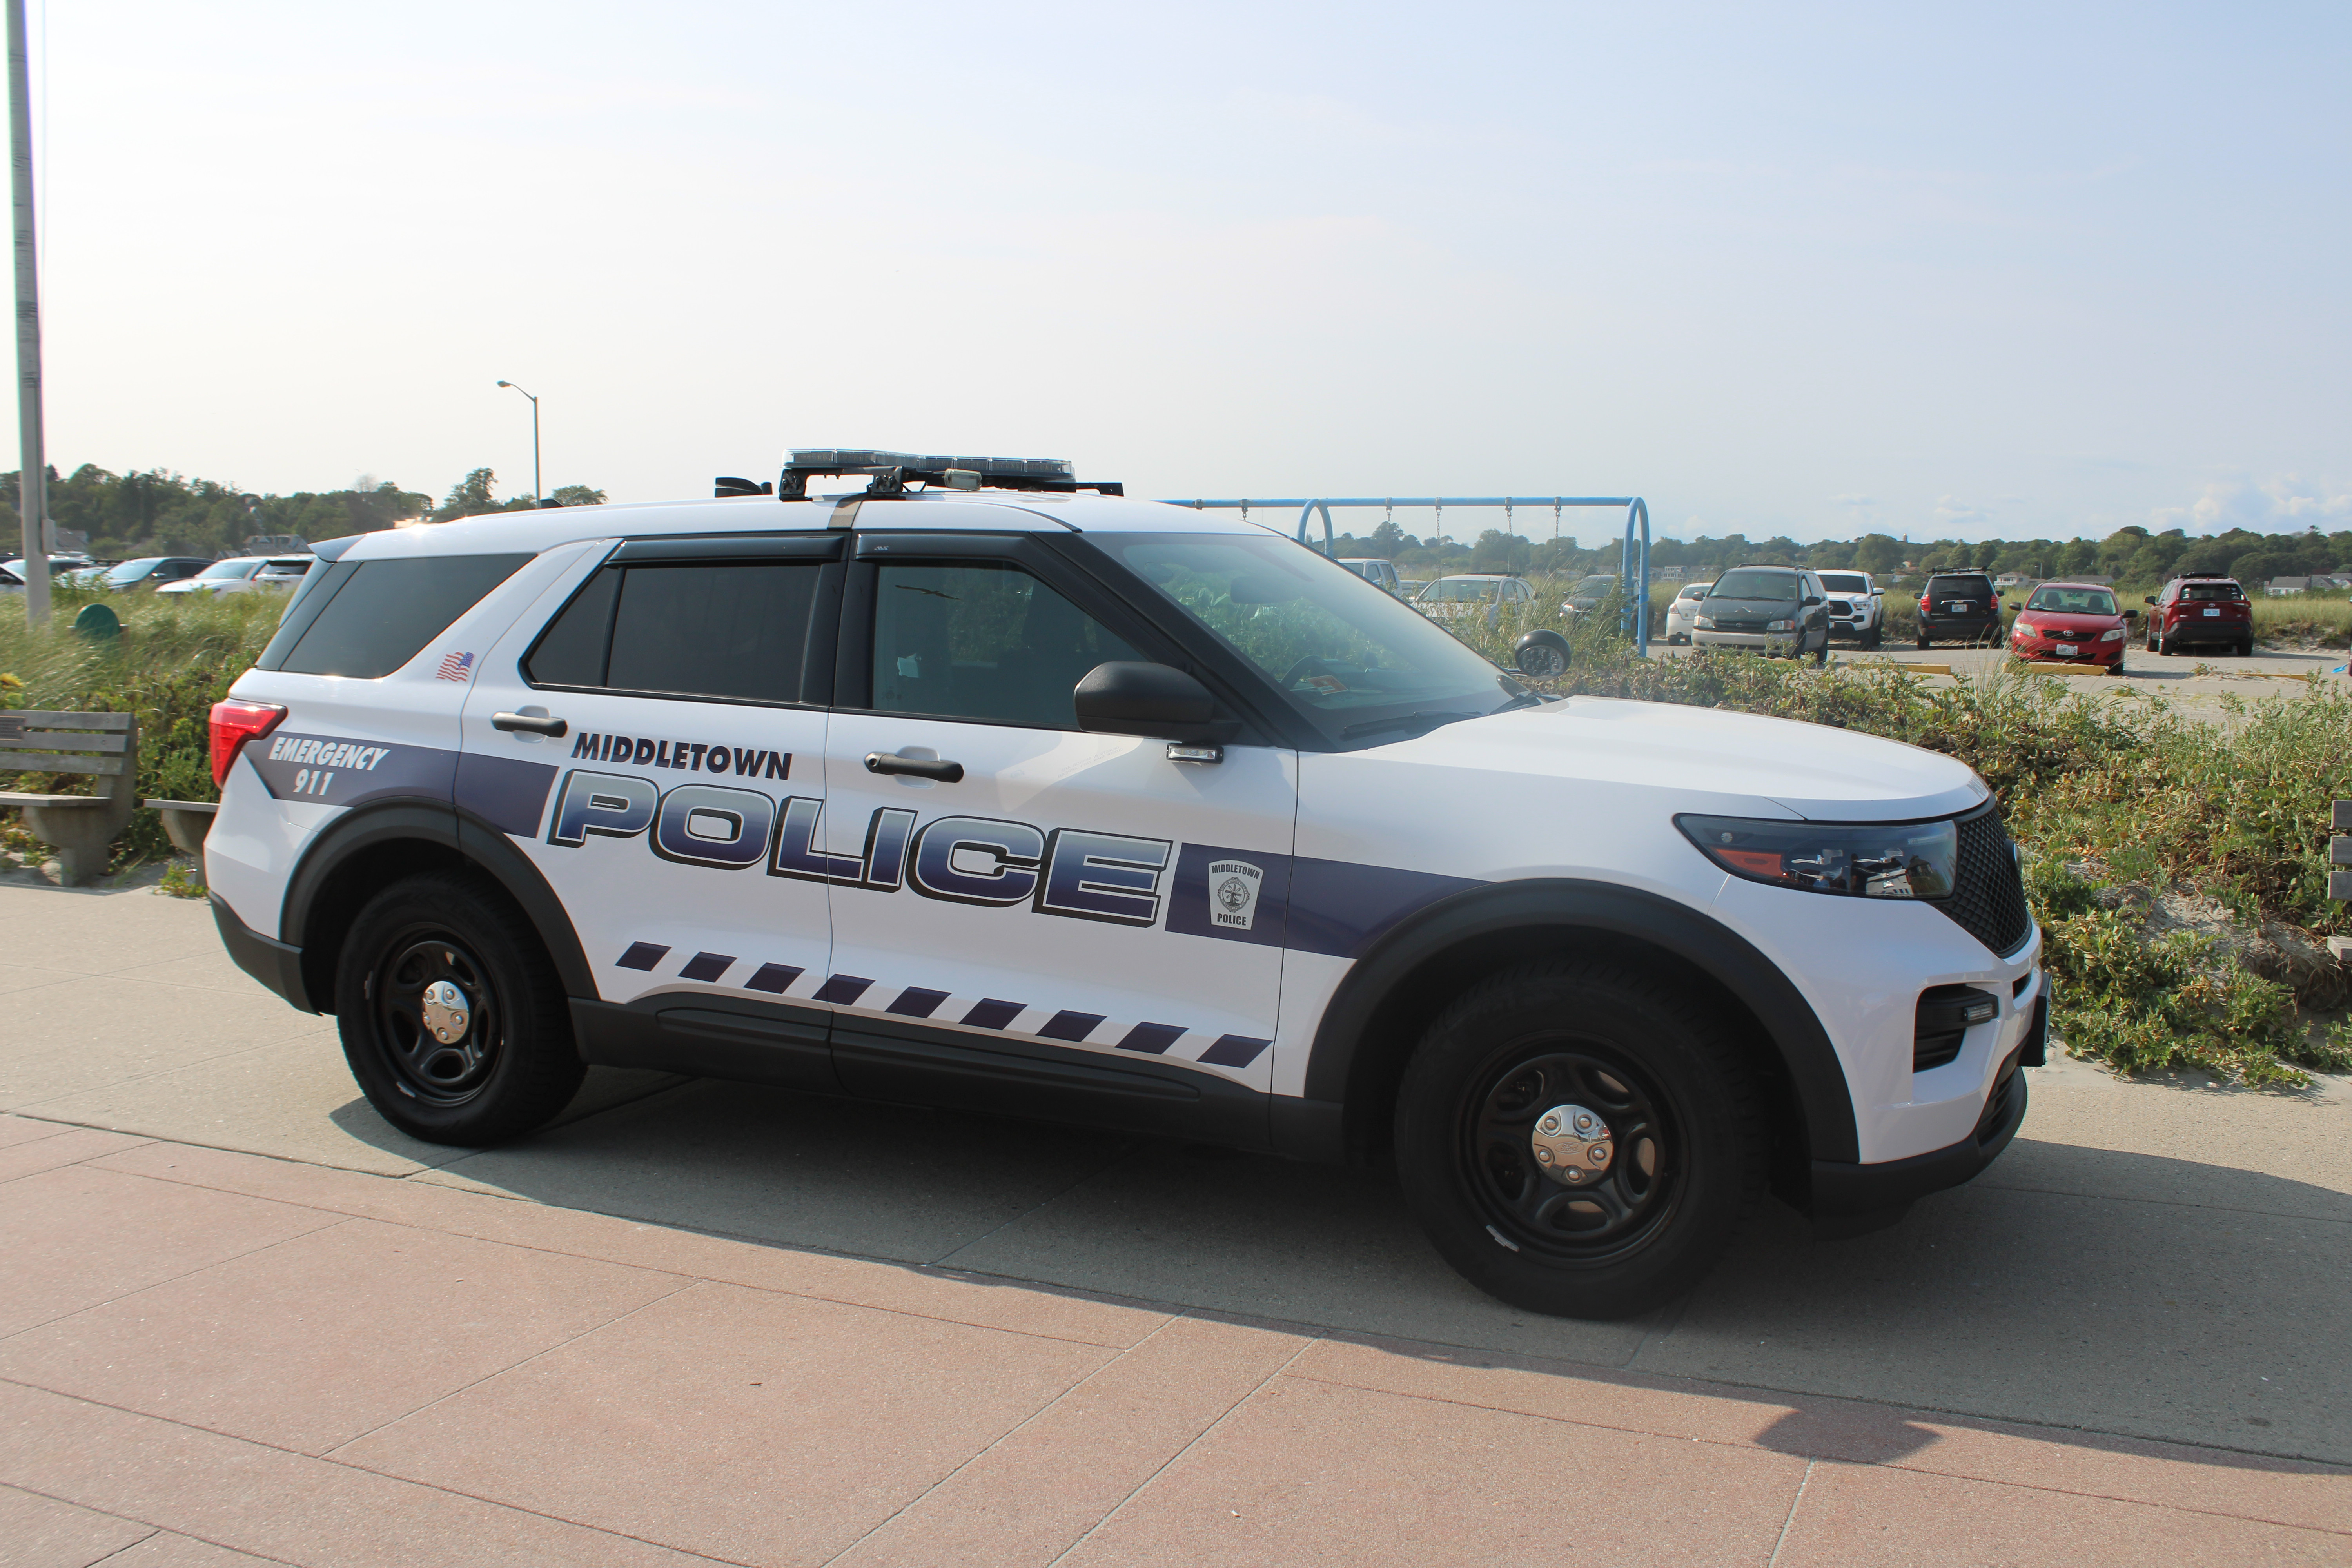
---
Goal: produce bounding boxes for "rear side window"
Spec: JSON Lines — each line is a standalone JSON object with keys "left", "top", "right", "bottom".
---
{"left": 527, "top": 561, "right": 823, "bottom": 704}
{"left": 270, "top": 554, "right": 531, "bottom": 678}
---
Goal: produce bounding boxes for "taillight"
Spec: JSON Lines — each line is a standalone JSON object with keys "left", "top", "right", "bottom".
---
{"left": 209, "top": 698, "right": 287, "bottom": 788}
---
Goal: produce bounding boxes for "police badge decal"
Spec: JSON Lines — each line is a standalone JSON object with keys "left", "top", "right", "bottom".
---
{"left": 1207, "top": 859, "right": 1263, "bottom": 932}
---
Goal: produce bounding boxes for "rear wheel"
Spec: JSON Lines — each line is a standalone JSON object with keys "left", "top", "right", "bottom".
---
{"left": 335, "top": 872, "right": 583, "bottom": 1145}
{"left": 1393, "top": 963, "right": 1766, "bottom": 1319}
{"left": 2236, "top": 639, "right": 2253, "bottom": 657}
{"left": 1915, "top": 631, "right": 1931, "bottom": 649}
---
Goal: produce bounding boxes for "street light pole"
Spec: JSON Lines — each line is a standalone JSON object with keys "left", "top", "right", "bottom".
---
{"left": 7, "top": 0, "right": 47, "bottom": 625}
{"left": 495, "top": 380, "right": 540, "bottom": 504}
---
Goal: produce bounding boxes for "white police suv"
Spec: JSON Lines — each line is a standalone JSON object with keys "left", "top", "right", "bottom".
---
{"left": 205, "top": 450, "right": 2042, "bottom": 1319}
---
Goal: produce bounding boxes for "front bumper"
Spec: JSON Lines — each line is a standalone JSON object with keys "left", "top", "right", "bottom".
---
{"left": 1692, "top": 629, "right": 1804, "bottom": 655}
{"left": 2012, "top": 635, "right": 2123, "bottom": 665}
{"left": 1811, "top": 1028, "right": 2033, "bottom": 1230}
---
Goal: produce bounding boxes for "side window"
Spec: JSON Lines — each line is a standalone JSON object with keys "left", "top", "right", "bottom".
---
{"left": 869, "top": 561, "right": 1143, "bottom": 729}
{"left": 271, "top": 554, "right": 532, "bottom": 678}
{"left": 527, "top": 561, "right": 822, "bottom": 704}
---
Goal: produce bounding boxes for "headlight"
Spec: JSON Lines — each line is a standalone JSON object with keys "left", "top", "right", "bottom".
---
{"left": 1693, "top": 615, "right": 1715, "bottom": 629}
{"left": 1677, "top": 813, "right": 1958, "bottom": 900}
{"left": 2099, "top": 626, "right": 2126, "bottom": 642}
{"left": 1766, "top": 619, "right": 1795, "bottom": 632}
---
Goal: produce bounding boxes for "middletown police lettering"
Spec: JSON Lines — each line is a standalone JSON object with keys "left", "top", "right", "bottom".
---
{"left": 568, "top": 731, "right": 789, "bottom": 778}
{"left": 546, "top": 768, "right": 1172, "bottom": 929}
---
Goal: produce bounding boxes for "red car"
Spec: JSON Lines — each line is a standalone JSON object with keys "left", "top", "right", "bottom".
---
{"left": 2143, "top": 574, "right": 2254, "bottom": 657}
{"left": 2009, "top": 581, "right": 2132, "bottom": 673}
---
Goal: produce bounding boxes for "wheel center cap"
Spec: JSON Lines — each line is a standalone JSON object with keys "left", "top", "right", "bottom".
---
{"left": 1532, "top": 1103, "right": 1613, "bottom": 1185}
{"left": 420, "top": 980, "right": 472, "bottom": 1045}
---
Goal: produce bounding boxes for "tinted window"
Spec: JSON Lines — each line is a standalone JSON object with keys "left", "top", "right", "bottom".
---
{"left": 2180, "top": 581, "right": 2243, "bottom": 601}
{"left": 1713, "top": 570, "right": 1800, "bottom": 599}
{"left": 1927, "top": 575, "right": 1992, "bottom": 598}
{"left": 277, "top": 554, "right": 531, "bottom": 678}
{"left": 1817, "top": 573, "right": 1869, "bottom": 592}
{"left": 600, "top": 563, "right": 822, "bottom": 703}
{"left": 870, "top": 562, "right": 1142, "bottom": 729}
{"left": 197, "top": 559, "right": 259, "bottom": 580}
{"left": 523, "top": 567, "right": 620, "bottom": 688}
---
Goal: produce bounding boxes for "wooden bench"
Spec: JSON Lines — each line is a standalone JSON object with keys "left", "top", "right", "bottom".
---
{"left": 0, "top": 710, "right": 140, "bottom": 886}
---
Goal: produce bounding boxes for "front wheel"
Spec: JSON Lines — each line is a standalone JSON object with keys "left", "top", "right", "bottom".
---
{"left": 1863, "top": 623, "right": 1882, "bottom": 649}
{"left": 1393, "top": 963, "right": 1766, "bottom": 1319}
{"left": 335, "top": 872, "right": 584, "bottom": 1145}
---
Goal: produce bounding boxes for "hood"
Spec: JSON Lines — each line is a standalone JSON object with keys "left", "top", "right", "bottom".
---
{"left": 2017, "top": 609, "right": 2121, "bottom": 634}
{"left": 1371, "top": 696, "right": 1988, "bottom": 822}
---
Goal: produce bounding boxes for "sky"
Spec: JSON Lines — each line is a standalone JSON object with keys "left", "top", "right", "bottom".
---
{"left": 25, "top": 1, "right": 2352, "bottom": 546}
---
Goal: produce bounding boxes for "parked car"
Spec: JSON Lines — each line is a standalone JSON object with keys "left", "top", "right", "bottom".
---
{"left": 1662, "top": 581, "right": 1709, "bottom": 644}
{"left": 156, "top": 554, "right": 314, "bottom": 596}
{"left": 202, "top": 446, "right": 2040, "bottom": 1323}
{"left": 2143, "top": 574, "right": 2252, "bottom": 657}
{"left": 1814, "top": 570, "right": 1885, "bottom": 648}
{"left": 86, "top": 556, "right": 214, "bottom": 592}
{"left": 1337, "top": 557, "right": 1402, "bottom": 595}
{"left": 1399, "top": 579, "right": 1428, "bottom": 599}
{"left": 2010, "top": 582, "right": 2131, "bottom": 673}
{"left": 1915, "top": 570, "right": 2005, "bottom": 648}
{"left": 0, "top": 554, "right": 100, "bottom": 592}
{"left": 1413, "top": 573, "right": 1535, "bottom": 624}
{"left": 1691, "top": 565, "right": 1831, "bottom": 664}
{"left": 1559, "top": 573, "right": 1617, "bottom": 618}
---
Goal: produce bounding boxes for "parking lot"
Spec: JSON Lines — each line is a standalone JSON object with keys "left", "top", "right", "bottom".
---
{"left": 4, "top": 877, "right": 2349, "bottom": 1564}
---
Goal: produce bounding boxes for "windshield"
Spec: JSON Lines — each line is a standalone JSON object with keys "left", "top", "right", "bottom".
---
{"left": 1712, "top": 569, "right": 1800, "bottom": 601}
{"left": 1099, "top": 532, "right": 1526, "bottom": 746}
{"left": 1569, "top": 575, "right": 1615, "bottom": 597}
{"left": 104, "top": 558, "right": 164, "bottom": 584}
{"left": 1816, "top": 573, "right": 1868, "bottom": 592}
{"left": 196, "top": 559, "right": 257, "bottom": 580}
{"left": 1421, "top": 577, "right": 1501, "bottom": 602}
{"left": 2027, "top": 586, "right": 2117, "bottom": 615}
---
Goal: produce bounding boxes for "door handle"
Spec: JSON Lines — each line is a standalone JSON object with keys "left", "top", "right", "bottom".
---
{"left": 492, "top": 711, "right": 569, "bottom": 738}
{"left": 864, "top": 751, "right": 964, "bottom": 783}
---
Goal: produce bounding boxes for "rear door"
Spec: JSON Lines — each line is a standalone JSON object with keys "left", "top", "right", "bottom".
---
{"left": 818, "top": 525, "right": 1297, "bottom": 1134}
{"left": 458, "top": 533, "right": 845, "bottom": 1083}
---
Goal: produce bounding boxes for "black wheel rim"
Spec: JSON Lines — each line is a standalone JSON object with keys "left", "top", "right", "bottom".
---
{"left": 367, "top": 926, "right": 503, "bottom": 1106}
{"left": 1457, "top": 1038, "right": 1681, "bottom": 1265}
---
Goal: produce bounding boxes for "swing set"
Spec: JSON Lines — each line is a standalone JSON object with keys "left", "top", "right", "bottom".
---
{"left": 1156, "top": 493, "right": 1656, "bottom": 655}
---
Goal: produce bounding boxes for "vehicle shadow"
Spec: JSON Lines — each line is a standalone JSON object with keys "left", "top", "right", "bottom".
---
{"left": 399, "top": 1077, "right": 2352, "bottom": 1468}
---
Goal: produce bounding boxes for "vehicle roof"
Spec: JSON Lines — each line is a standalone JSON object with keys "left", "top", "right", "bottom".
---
{"left": 2168, "top": 573, "right": 2240, "bottom": 582}
{"left": 2028, "top": 580, "right": 2117, "bottom": 592}
{"left": 1432, "top": 572, "right": 1519, "bottom": 581}
{"left": 329, "top": 490, "right": 1284, "bottom": 563}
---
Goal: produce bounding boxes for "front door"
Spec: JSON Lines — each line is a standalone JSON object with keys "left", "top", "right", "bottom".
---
{"left": 460, "top": 533, "right": 844, "bottom": 1079}
{"left": 818, "top": 529, "right": 1298, "bottom": 1128}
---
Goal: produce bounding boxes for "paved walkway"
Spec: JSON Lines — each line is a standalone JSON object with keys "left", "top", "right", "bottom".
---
{"left": 3, "top": 882, "right": 2349, "bottom": 1565}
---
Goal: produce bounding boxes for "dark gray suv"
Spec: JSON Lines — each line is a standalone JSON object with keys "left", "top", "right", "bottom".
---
{"left": 1689, "top": 565, "right": 1831, "bottom": 664}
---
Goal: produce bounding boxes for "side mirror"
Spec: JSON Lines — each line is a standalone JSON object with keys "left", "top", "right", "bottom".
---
{"left": 1802, "top": 595, "right": 1823, "bottom": 607}
{"left": 2143, "top": 595, "right": 2157, "bottom": 606}
{"left": 2123, "top": 608, "right": 2140, "bottom": 621}
{"left": 1513, "top": 630, "right": 1572, "bottom": 679}
{"left": 1075, "top": 662, "right": 1234, "bottom": 742}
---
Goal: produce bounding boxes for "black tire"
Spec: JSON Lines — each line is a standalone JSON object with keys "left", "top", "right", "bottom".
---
{"left": 1392, "top": 962, "right": 1766, "bottom": 1319}
{"left": 1915, "top": 631, "right": 1931, "bottom": 649}
{"left": 2236, "top": 640, "right": 2253, "bottom": 657}
{"left": 1863, "top": 623, "right": 1882, "bottom": 650}
{"left": 335, "top": 872, "right": 584, "bottom": 1145}
{"left": 2157, "top": 633, "right": 2174, "bottom": 657}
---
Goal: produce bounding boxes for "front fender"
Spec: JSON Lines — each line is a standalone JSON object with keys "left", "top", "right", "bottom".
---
{"left": 1301, "top": 877, "right": 1859, "bottom": 1165}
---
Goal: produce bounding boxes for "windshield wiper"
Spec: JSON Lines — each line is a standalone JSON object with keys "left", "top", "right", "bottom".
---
{"left": 1342, "top": 710, "right": 1477, "bottom": 739}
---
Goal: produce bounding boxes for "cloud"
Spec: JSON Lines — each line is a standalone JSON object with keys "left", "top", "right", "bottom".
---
{"left": 1934, "top": 495, "right": 1989, "bottom": 528}
{"left": 2156, "top": 475, "right": 2352, "bottom": 535}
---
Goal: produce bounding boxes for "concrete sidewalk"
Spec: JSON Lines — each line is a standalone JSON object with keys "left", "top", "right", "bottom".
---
{"left": 4, "top": 880, "right": 2349, "bottom": 1565}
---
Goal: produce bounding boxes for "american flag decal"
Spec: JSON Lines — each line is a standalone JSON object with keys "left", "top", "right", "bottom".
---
{"left": 435, "top": 651, "right": 475, "bottom": 682}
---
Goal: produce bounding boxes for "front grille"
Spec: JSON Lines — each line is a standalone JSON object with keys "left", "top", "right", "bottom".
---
{"left": 1934, "top": 804, "right": 2033, "bottom": 958}
{"left": 1826, "top": 599, "right": 1853, "bottom": 616}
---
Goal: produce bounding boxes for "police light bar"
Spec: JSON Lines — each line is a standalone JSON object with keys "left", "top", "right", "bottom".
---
{"left": 771, "top": 448, "right": 1123, "bottom": 500}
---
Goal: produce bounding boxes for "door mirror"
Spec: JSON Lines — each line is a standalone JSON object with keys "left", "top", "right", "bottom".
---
{"left": 1075, "top": 662, "right": 1233, "bottom": 742}
{"left": 1802, "top": 595, "right": 1823, "bottom": 607}
{"left": 2123, "top": 608, "right": 2140, "bottom": 620}
{"left": 2143, "top": 595, "right": 2158, "bottom": 606}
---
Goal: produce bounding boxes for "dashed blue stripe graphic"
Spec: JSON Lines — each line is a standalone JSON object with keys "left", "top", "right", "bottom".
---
{"left": 607, "top": 943, "right": 1269, "bottom": 1075}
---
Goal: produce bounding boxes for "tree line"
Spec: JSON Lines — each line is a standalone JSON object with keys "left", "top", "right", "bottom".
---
{"left": 1327, "top": 519, "right": 2352, "bottom": 588}
{"left": 0, "top": 464, "right": 606, "bottom": 560}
